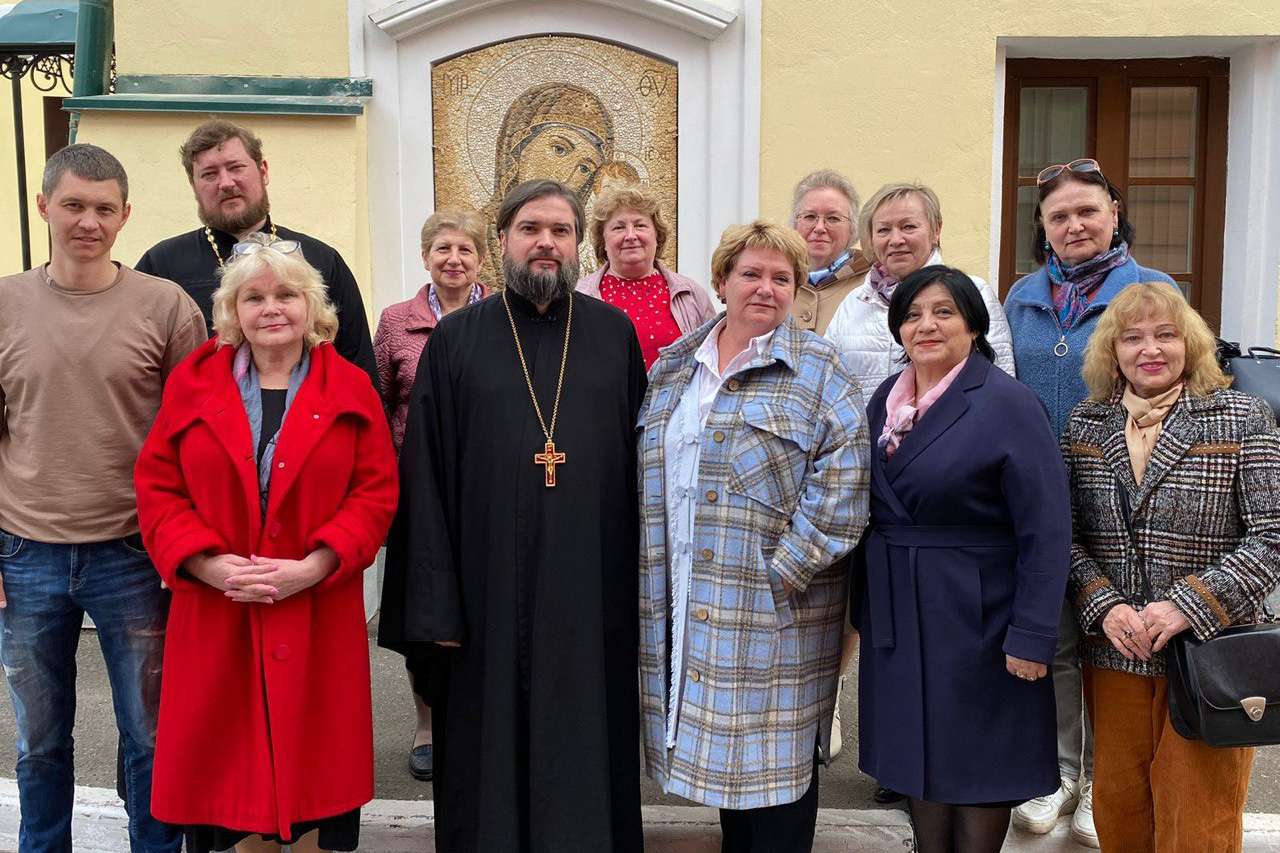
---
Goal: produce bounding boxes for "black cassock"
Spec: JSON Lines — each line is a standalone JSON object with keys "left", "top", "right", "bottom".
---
{"left": 135, "top": 217, "right": 379, "bottom": 390}
{"left": 379, "top": 289, "right": 645, "bottom": 853}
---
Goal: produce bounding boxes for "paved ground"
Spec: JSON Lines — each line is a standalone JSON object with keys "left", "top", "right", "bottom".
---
{"left": 0, "top": 598, "right": 1277, "bottom": 851}
{"left": 2, "top": 781, "right": 1278, "bottom": 852}
{"left": 4, "top": 615, "right": 1274, "bottom": 812}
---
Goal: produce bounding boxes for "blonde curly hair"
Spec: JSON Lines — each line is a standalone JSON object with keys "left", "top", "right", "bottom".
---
{"left": 212, "top": 237, "right": 338, "bottom": 349}
{"left": 1082, "top": 282, "right": 1229, "bottom": 400}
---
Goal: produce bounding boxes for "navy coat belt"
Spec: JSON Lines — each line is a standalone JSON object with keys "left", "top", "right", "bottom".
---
{"left": 866, "top": 524, "right": 1017, "bottom": 649}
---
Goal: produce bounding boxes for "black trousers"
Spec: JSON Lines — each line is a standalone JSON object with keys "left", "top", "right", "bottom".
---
{"left": 718, "top": 751, "right": 821, "bottom": 853}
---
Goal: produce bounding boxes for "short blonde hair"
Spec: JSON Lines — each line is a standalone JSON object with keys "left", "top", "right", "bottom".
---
{"left": 790, "top": 169, "right": 861, "bottom": 247}
{"left": 420, "top": 208, "right": 486, "bottom": 258}
{"left": 1082, "top": 282, "right": 1229, "bottom": 400}
{"left": 858, "top": 182, "right": 943, "bottom": 258}
{"left": 589, "top": 183, "right": 669, "bottom": 264}
{"left": 212, "top": 242, "right": 338, "bottom": 349}
{"left": 709, "top": 220, "right": 810, "bottom": 298}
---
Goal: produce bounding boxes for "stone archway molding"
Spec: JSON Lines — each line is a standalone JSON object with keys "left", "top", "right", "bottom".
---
{"left": 369, "top": 0, "right": 738, "bottom": 42}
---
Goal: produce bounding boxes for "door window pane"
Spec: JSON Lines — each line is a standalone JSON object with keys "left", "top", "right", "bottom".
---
{"left": 1129, "top": 185, "right": 1194, "bottom": 273}
{"left": 1129, "top": 87, "right": 1198, "bottom": 178}
{"left": 1018, "top": 87, "right": 1089, "bottom": 177}
{"left": 1014, "top": 186, "right": 1040, "bottom": 275}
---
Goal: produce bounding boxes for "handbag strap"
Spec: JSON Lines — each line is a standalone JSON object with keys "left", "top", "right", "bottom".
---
{"left": 1119, "top": 464, "right": 1278, "bottom": 624}
{"left": 1115, "top": 478, "right": 1156, "bottom": 606}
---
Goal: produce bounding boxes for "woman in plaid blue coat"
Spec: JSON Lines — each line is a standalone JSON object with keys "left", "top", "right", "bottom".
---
{"left": 637, "top": 221, "right": 870, "bottom": 852}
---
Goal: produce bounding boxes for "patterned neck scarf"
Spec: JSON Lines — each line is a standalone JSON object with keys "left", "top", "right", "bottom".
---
{"left": 1046, "top": 242, "right": 1129, "bottom": 329}
{"left": 1120, "top": 381, "right": 1183, "bottom": 483}
{"left": 867, "top": 262, "right": 899, "bottom": 307}
{"left": 427, "top": 281, "right": 484, "bottom": 322}
{"left": 867, "top": 248, "right": 943, "bottom": 306}
{"left": 808, "top": 250, "right": 851, "bottom": 286}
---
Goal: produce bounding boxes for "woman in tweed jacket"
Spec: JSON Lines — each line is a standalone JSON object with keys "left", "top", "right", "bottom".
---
{"left": 1062, "top": 282, "right": 1280, "bottom": 853}
{"left": 637, "top": 221, "right": 869, "bottom": 852}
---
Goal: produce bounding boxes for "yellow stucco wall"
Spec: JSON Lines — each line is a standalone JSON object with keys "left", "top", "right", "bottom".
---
{"left": 0, "top": 74, "right": 58, "bottom": 272}
{"left": 114, "top": 0, "right": 350, "bottom": 77}
{"left": 75, "top": 112, "right": 368, "bottom": 289}
{"left": 67, "top": 0, "right": 373, "bottom": 315}
{"left": 14, "top": 0, "right": 1279, "bottom": 331}
{"left": 759, "top": 0, "right": 1280, "bottom": 290}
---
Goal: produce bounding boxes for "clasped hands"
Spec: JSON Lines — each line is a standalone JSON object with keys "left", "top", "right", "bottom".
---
{"left": 184, "top": 547, "right": 339, "bottom": 604}
{"left": 1102, "top": 601, "right": 1190, "bottom": 661}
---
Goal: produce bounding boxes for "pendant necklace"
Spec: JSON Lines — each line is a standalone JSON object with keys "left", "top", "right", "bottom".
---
{"left": 206, "top": 222, "right": 279, "bottom": 269}
{"left": 502, "top": 291, "right": 572, "bottom": 487}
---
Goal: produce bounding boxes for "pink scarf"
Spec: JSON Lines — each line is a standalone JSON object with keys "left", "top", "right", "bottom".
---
{"left": 879, "top": 358, "right": 969, "bottom": 458}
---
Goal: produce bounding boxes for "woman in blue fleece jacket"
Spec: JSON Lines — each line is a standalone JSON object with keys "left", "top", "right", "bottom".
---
{"left": 1003, "top": 157, "right": 1175, "bottom": 847}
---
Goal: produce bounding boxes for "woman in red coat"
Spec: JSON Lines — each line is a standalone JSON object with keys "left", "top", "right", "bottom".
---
{"left": 134, "top": 235, "right": 398, "bottom": 853}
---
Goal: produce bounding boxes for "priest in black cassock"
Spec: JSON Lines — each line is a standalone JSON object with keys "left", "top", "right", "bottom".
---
{"left": 134, "top": 119, "right": 378, "bottom": 388}
{"left": 379, "top": 179, "right": 646, "bottom": 853}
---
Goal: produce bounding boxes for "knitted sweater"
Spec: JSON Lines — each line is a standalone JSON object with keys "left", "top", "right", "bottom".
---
{"left": 1004, "top": 257, "right": 1176, "bottom": 437}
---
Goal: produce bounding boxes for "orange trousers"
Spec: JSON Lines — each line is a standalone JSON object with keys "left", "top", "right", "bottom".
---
{"left": 1083, "top": 665, "right": 1254, "bottom": 853}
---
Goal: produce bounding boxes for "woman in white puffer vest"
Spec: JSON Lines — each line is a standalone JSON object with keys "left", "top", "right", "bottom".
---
{"left": 825, "top": 182, "right": 1015, "bottom": 405}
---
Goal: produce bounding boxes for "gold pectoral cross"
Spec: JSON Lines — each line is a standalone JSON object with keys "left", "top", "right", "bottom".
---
{"left": 534, "top": 440, "right": 566, "bottom": 487}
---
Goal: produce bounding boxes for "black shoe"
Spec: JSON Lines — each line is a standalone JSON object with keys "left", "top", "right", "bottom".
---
{"left": 409, "top": 744, "right": 433, "bottom": 781}
{"left": 873, "top": 784, "right": 905, "bottom": 804}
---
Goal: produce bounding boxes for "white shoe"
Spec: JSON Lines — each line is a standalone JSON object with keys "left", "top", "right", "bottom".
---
{"left": 1012, "top": 776, "right": 1079, "bottom": 834}
{"left": 827, "top": 676, "right": 845, "bottom": 760}
{"left": 1070, "top": 779, "right": 1100, "bottom": 848}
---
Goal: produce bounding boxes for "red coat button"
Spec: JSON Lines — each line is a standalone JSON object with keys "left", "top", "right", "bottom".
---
{"left": 273, "top": 644, "right": 290, "bottom": 661}
{"left": 268, "top": 522, "right": 282, "bottom": 538}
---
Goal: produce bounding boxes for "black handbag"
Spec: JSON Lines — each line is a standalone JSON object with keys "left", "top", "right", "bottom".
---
{"left": 1115, "top": 480, "right": 1280, "bottom": 748}
{"left": 1218, "top": 340, "right": 1280, "bottom": 420}
{"left": 1165, "top": 623, "right": 1280, "bottom": 747}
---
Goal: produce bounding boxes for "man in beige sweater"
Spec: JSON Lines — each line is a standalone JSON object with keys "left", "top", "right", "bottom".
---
{"left": 0, "top": 144, "right": 205, "bottom": 852}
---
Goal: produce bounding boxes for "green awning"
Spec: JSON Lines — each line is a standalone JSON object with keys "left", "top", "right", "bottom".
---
{"left": 64, "top": 75, "right": 373, "bottom": 117}
{"left": 0, "top": 0, "right": 77, "bottom": 52}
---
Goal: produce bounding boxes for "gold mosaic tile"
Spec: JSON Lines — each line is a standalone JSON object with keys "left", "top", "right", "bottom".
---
{"left": 431, "top": 35, "right": 679, "bottom": 286}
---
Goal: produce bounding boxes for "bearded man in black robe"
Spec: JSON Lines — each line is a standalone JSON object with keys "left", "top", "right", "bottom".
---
{"left": 380, "top": 179, "right": 646, "bottom": 852}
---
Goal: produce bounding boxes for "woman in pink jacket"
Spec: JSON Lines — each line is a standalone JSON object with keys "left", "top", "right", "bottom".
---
{"left": 372, "top": 208, "right": 490, "bottom": 782}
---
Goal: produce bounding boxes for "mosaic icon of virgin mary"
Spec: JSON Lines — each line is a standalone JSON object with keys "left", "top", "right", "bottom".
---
{"left": 481, "top": 82, "right": 616, "bottom": 284}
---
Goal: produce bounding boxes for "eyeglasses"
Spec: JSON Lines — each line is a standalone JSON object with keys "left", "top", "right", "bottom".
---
{"left": 1036, "top": 158, "right": 1102, "bottom": 186}
{"left": 231, "top": 237, "right": 301, "bottom": 257}
{"left": 796, "top": 212, "right": 850, "bottom": 229}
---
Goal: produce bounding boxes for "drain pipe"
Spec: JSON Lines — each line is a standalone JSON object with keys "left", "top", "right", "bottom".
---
{"left": 67, "top": 0, "right": 112, "bottom": 143}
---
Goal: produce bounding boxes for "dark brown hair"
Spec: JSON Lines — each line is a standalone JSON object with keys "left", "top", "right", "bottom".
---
{"left": 496, "top": 179, "right": 585, "bottom": 245}
{"left": 1032, "top": 168, "right": 1134, "bottom": 265}
{"left": 887, "top": 265, "right": 996, "bottom": 363}
{"left": 179, "top": 120, "right": 265, "bottom": 179}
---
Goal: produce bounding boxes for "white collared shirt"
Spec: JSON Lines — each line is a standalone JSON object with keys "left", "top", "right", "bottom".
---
{"left": 661, "top": 319, "right": 778, "bottom": 750}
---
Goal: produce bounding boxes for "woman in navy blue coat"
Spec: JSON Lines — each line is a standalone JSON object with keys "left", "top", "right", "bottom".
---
{"left": 855, "top": 265, "right": 1072, "bottom": 852}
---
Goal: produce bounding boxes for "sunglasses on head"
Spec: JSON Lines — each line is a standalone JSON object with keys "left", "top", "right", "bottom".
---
{"left": 1036, "top": 158, "right": 1102, "bottom": 186}
{"left": 231, "top": 238, "right": 302, "bottom": 258}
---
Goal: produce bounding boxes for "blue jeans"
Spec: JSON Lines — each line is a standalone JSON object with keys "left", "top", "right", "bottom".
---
{"left": 0, "top": 529, "right": 181, "bottom": 853}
